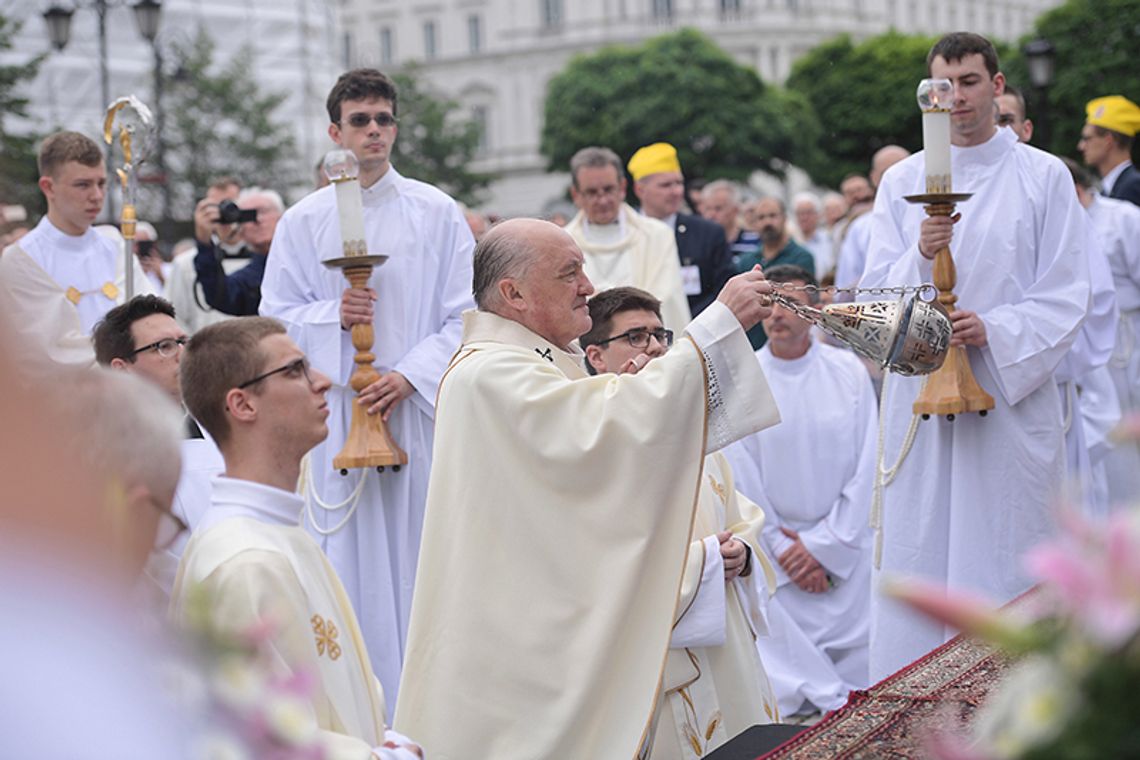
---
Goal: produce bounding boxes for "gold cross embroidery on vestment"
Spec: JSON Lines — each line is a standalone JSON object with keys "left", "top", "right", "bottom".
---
{"left": 311, "top": 613, "right": 342, "bottom": 661}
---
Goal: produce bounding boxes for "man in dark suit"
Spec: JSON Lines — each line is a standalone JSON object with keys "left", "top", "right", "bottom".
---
{"left": 1080, "top": 95, "right": 1140, "bottom": 207}
{"left": 628, "top": 142, "right": 735, "bottom": 317}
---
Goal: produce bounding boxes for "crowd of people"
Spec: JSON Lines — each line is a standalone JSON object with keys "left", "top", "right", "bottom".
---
{"left": 1, "top": 30, "right": 1138, "bottom": 759}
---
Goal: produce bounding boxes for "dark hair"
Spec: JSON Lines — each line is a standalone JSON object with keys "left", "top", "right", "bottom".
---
{"left": 1090, "top": 125, "right": 1134, "bottom": 151}
{"left": 1060, "top": 155, "right": 1096, "bottom": 190}
{"left": 764, "top": 265, "right": 819, "bottom": 305}
{"left": 208, "top": 176, "right": 241, "bottom": 193}
{"left": 180, "top": 317, "right": 286, "bottom": 446}
{"left": 93, "top": 295, "right": 178, "bottom": 365}
{"left": 38, "top": 131, "right": 103, "bottom": 177}
{"left": 326, "top": 69, "right": 399, "bottom": 123}
{"left": 927, "top": 32, "right": 1000, "bottom": 78}
{"left": 580, "top": 287, "right": 663, "bottom": 375}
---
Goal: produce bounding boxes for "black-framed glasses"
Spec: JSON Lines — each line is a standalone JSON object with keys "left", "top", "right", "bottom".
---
{"left": 131, "top": 336, "right": 188, "bottom": 359}
{"left": 237, "top": 357, "right": 313, "bottom": 390}
{"left": 341, "top": 112, "right": 398, "bottom": 129}
{"left": 596, "top": 328, "right": 674, "bottom": 350}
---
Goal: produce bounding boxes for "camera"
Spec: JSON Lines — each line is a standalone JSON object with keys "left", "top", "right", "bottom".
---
{"left": 217, "top": 199, "right": 258, "bottom": 225}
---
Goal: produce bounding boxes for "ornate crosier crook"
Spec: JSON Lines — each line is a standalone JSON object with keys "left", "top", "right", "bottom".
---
{"left": 104, "top": 95, "right": 155, "bottom": 300}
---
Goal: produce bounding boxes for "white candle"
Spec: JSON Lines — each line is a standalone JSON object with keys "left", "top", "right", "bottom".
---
{"left": 334, "top": 177, "right": 367, "bottom": 257}
{"left": 922, "top": 110, "right": 952, "bottom": 194}
{"left": 916, "top": 78, "right": 954, "bottom": 194}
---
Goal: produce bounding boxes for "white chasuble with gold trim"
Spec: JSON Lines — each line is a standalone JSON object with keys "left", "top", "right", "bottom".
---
{"left": 394, "top": 304, "right": 779, "bottom": 759}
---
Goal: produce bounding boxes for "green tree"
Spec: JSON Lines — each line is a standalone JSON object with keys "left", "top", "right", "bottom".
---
{"left": 0, "top": 14, "right": 45, "bottom": 220}
{"left": 161, "top": 29, "right": 298, "bottom": 218}
{"left": 390, "top": 65, "right": 493, "bottom": 208}
{"left": 786, "top": 31, "right": 937, "bottom": 188}
{"left": 540, "top": 29, "right": 821, "bottom": 187}
{"left": 1003, "top": 0, "right": 1140, "bottom": 161}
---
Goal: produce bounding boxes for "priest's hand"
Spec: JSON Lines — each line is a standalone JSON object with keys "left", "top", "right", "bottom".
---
{"left": 717, "top": 266, "right": 775, "bottom": 330}
{"left": 341, "top": 286, "right": 378, "bottom": 330}
{"left": 360, "top": 371, "right": 415, "bottom": 421}
{"left": 718, "top": 531, "right": 749, "bottom": 581}
{"left": 918, "top": 213, "right": 961, "bottom": 260}
{"left": 949, "top": 309, "right": 987, "bottom": 347}
{"left": 777, "top": 527, "right": 828, "bottom": 593}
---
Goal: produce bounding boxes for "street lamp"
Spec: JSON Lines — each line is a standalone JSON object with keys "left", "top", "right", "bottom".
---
{"left": 130, "top": 0, "right": 172, "bottom": 236}
{"left": 42, "top": 0, "right": 163, "bottom": 223}
{"left": 1022, "top": 37, "right": 1056, "bottom": 149}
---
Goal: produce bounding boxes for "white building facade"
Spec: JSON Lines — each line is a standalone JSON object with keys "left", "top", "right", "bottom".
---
{"left": 338, "top": 0, "right": 1060, "bottom": 215}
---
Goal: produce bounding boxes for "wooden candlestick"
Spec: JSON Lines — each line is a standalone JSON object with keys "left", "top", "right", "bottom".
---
{"left": 905, "top": 193, "right": 994, "bottom": 420}
{"left": 323, "top": 255, "right": 408, "bottom": 472}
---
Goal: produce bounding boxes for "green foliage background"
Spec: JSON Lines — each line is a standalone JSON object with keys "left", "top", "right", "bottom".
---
{"left": 0, "top": 14, "right": 45, "bottom": 221}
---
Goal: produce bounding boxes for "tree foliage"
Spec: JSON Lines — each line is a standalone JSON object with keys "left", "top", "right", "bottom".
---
{"left": 161, "top": 29, "right": 298, "bottom": 217}
{"left": 786, "top": 31, "right": 937, "bottom": 188}
{"left": 390, "top": 65, "right": 493, "bottom": 208}
{"left": 1003, "top": 0, "right": 1140, "bottom": 161}
{"left": 0, "top": 13, "right": 45, "bottom": 219}
{"left": 540, "top": 29, "right": 821, "bottom": 186}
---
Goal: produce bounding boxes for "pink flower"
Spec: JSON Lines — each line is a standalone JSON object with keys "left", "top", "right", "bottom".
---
{"left": 882, "top": 578, "right": 1029, "bottom": 647}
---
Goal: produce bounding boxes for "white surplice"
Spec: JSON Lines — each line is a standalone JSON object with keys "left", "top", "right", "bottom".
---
{"left": 725, "top": 341, "right": 876, "bottom": 692}
{"left": 260, "top": 167, "right": 475, "bottom": 704}
{"left": 1088, "top": 195, "right": 1140, "bottom": 505}
{"left": 860, "top": 128, "right": 1091, "bottom": 680}
{"left": 394, "top": 302, "right": 780, "bottom": 760}
{"left": 171, "top": 477, "right": 402, "bottom": 760}
{"left": 565, "top": 204, "right": 692, "bottom": 332}
{"left": 0, "top": 217, "right": 152, "bottom": 371}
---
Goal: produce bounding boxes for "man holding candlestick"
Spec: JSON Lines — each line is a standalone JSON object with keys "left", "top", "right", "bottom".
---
{"left": 260, "top": 68, "right": 476, "bottom": 704}
{"left": 860, "top": 32, "right": 1092, "bottom": 680}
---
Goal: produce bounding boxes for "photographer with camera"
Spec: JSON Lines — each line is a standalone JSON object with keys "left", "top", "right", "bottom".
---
{"left": 192, "top": 187, "right": 283, "bottom": 316}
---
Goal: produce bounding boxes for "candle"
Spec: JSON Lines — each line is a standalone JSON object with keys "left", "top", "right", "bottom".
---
{"left": 324, "top": 149, "right": 367, "bottom": 257}
{"left": 917, "top": 79, "right": 953, "bottom": 194}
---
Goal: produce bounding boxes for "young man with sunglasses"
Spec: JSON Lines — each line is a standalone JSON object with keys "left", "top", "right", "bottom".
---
{"left": 0, "top": 131, "right": 152, "bottom": 373}
{"left": 261, "top": 69, "right": 476, "bottom": 704}
{"left": 580, "top": 286, "right": 781, "bottom": 757}
{"left": 174, "top": 316, "right": 422, "bottom": 759}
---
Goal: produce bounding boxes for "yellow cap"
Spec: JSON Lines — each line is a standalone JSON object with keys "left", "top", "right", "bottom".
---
{"left": 1085, "top": 95, "right": 1140, "bottom": 137}
{"left": 627, "top": 142, "right": 682, "bottom": 181}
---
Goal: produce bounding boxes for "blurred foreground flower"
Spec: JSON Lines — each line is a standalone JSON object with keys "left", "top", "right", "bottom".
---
{"left": 892, "top": 508, "right": 1140, "bottom": 759}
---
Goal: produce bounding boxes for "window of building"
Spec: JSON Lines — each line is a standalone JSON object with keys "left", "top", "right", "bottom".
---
{"left": 380, "top": 26, "right": 394, "bottom": 65}
{"left": 719, "top": 0, "right": 741, "bottom": 18}
{"left": 343, "top": 31, "right": 354, "bottom": 68}
{"left": 541, "top": 0, "right": 563, "bottom": 27}
{"left": 472, "top": 105, "right": 490, "bottom": 154}
{"left": 652, "top": 0, "right": 673, "bottom": 21}
{"left": 468, "top": 15, "right": 482, "bottom": 54}
{"left": 423, "top": 20, "right": 437, "bottom": 60}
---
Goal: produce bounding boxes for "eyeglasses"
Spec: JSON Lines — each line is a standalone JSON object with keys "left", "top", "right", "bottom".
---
{"left": 237, "top": 357, "right": 314, "bottom": 390}
{"left": 578, "top": 185, "right": 622, "bottom": 201}
{"left": 596, "top": 327, "right": 674, "bottom": 349}
{"left": 341, "top": 112, "right": 398, "bottom": 129}
{"left": 131, "top": 336, "right": 188, "bottom": 359}
{"left": 153, "top": 501, "right": 189, "bottom": 551}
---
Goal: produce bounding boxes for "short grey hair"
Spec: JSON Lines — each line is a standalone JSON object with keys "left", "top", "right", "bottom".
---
{"left": 472, "top": 223, "right": 535, "bottom": 310}
{"left": 238, "top": 186, "right": 285, "bottom": 213}
{"left": 56, "top": 369, "right": 183, "bottom": 498}
{"left": 702, "top": 179, "right": 741, "bottom": 206}
{"left": 757, "top": 195, "right": 787, "bottom": 215}
{"left": 569, "top": 146, "right": 623, "bottom": 188}
{"left": 792, "top": 192, "right": 822, "bottom": 213}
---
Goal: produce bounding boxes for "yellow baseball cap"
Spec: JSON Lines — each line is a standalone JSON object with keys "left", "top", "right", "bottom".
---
{"left": 627, "top": 142, "right": 682, "bottom": 181}
{"left": 1085, "top": 95, "right": 1140, "bottom": 137}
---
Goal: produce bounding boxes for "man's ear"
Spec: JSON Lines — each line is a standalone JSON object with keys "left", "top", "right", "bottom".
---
{"left": 584, "top": 344, "right": 607, "bottom": 374}
{"left": 498, "top": 278, "right": 526, "bottom": 314}
{"left": 992, "top": 71, "right": 1006, "bottom": 98}
{"left": 1022, "top": 118, "right": 1035, "bottom": 143}
{"left": 38, "top": 175, "right": 53, "bottom": 200}
{"left": 109, "top": 357, "right": 130, "bottom": 371}
{"left": 328, "top": 122, "right": 343, "bottom": 147}
{"left": 632, "top": 179, "right": 645, "bottom": 202}
{"left": 224, "top": 387, "right": 258, "bottom": 425}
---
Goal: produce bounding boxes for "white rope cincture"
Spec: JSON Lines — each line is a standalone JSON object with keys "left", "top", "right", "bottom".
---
{"left": 1111, "top": 311, "right": 1134, "bottom": 369}
{"left": 298, "top": 453, "right": 369, "bottom": 536}
{"left": 870, "top": 369, "right": 925, "bottom": 570}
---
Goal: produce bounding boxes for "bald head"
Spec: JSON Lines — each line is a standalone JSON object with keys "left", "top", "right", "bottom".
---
{"left": 870, "top": 145, "right": 911, "bottom": 188}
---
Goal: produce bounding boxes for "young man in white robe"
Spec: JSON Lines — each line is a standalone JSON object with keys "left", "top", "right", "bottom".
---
{"left": 860, "top": 33, "right": 1092, "bottom": 679}
{"left": 0, "top": 131, "right": 152, "bottom": 372}
{"left": 394, "top": 219, "right": 781, "bottom": 759}
{"left": 173, "top": 317, "right": 421, "bottom": 759}
{"left": 564, "top": 146, "right": 692, "bottom": 331}
{"left": 722, "top": 265, "right": 876, "bottom": 701}
{"left": 580, "top": 286, "right": 780, "bottom": 758}
{"left": 260, "top": 68, "right": 476, "bottom": 703}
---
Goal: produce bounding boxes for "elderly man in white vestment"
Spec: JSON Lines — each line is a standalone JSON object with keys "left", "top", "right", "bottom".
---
{"left": 260, "top": 68, "right": 475, "bottom": 704}
{"left": 580, "top": 285, "right": 780, "bottom": 758}
{"left": 722, "top": 265, "right": 876, "bottom": 704}
{"left": 564, "top": 145, "right": 692, "bottom": 331}
{"left": 173, "top": 317, "right": 422, "bottom": 759}
{"left": 394, "top": 219, "right": 781, "bottom": 758}
{"left": 860, "top": 33, "right": 1092, "bottom": 680}
{"left": 0, "top": 131, "right": 152, "bottom": 372}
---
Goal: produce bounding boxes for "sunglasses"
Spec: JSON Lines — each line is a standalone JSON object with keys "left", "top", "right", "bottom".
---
{"left": 341, "top": 112, "right": 398, "bottom": 129}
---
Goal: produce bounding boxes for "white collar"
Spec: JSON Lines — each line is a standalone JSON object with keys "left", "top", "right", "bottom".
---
{"left": 199, "top": 475, "right": 304, "bottom": 532}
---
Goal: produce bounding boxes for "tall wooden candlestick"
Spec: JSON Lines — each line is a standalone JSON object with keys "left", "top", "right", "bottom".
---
{"left": 322, "top": 150, "right": 408, "bottom": 472}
